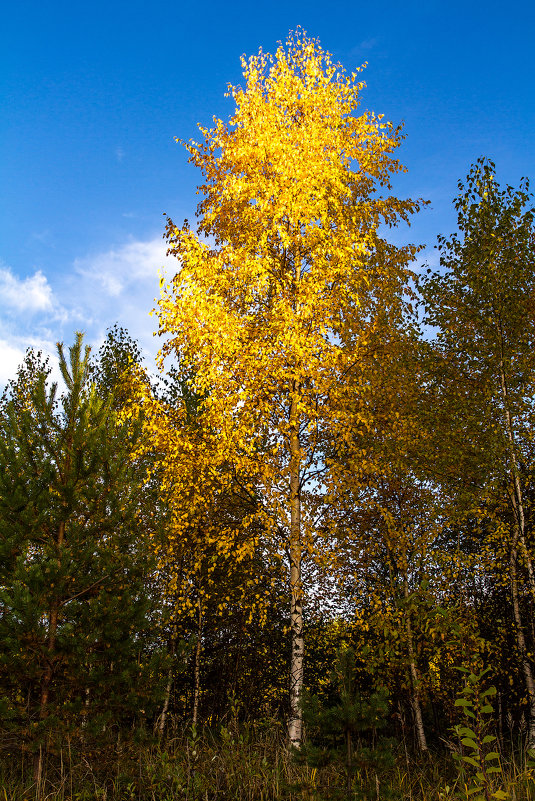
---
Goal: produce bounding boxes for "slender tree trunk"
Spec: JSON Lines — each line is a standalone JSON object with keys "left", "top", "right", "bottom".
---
{"left": 510, "top": 540, "right": 535, "bottom": 748}
{"left": 498, "top": 356, "right": 535, "bottom": 748}
{"left": 402, "top": 575, "right": 428, "bottom": 753}
{"left": 497, "top": 691, "right": 504, "bottom": 753}
{"left": 192, "top": 597, "right": 203, "bottom": 728}
{"left": 345, "top": 728, "right": 353, "bottom": 796}
{"left": 33, "top": 521, "right": 65, "bottom": 786}
{"left": 498, "top": 358, "right": 535, "bottom": 598}
{"left": 288, "top": 385, "right": 304, "bottom": 748}
{"left": 157, "top": 634, "right": 176, "bottom": 737}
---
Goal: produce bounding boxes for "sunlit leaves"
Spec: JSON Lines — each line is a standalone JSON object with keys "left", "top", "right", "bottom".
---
{"left": 157, "top": 30, "right": 422, "bottom": 557}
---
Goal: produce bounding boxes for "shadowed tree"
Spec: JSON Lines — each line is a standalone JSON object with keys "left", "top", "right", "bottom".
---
{"left": 421, "top": 158, "right": 535, "bottom": 749}
{"left": 0, "top": 333, "right": 165, "bottom": 785}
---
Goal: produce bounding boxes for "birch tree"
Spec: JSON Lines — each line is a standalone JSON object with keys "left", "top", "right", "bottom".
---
{"left": 156, "top": 30, "right": 422, "bottom": 745}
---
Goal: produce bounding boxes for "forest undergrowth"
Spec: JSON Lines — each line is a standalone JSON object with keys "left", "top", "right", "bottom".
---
{"left": 1, "top": 722, "right": 534, "bottom": 801}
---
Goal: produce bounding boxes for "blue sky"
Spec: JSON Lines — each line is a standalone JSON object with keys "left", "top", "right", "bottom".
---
{"left": 1, "top": 0, "right": 534, "bottom": 383}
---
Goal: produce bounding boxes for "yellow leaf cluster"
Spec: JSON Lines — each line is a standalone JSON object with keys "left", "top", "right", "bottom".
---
{"left": 156, "top": 30, "right": 423, "bottom": 558}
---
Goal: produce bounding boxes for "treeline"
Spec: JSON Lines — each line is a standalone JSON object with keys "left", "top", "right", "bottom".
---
{"left": 1, "top": 159, "right": 534, "bottom": 799}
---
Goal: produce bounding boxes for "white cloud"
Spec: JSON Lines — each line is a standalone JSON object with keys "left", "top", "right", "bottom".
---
{"left": 0, "top": 335, "right": 61, "bottom": 387}
{"left": 0, "top": 339, "right": 26, "bottom": 385}
{"left": 0, "top": 236, "right": 178, "bottom": 388}
{"left": 69, "top": 237, "right": 176, "bottom": 354}
{"left": 0, "top": 266, "right": 54, "bottom": 313}
{"left": 58, "top": 236, "right": 179, "bottom": 371}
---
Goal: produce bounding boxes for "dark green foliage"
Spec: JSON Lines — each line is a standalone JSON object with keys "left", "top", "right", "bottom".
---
{"left": 91, "top": 323, "right": 145, "bottom": 404}
{"left": 0, "top": 332, "right": 167, "bottom": 771}
{"left": 296, "top": 646, "right": 393, "bottom": 798}
{"left": 419, "top": 157, "right": 535, "bottom": 491}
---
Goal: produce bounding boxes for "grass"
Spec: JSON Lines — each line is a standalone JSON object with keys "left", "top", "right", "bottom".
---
{"left": 1, "top": 723, "right": 534, "bottom": 801}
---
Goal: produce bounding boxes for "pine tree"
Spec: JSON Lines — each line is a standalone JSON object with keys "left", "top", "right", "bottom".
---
{"left": 0, "top": 333, "right": 165, "bottom": 784}
{"left": 297, "top": 646, "right": 392, "bottom": 797}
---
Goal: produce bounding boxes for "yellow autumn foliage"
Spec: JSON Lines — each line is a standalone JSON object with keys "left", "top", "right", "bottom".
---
{"left": 151, "top": 29, "right": 423, "bottom": 741}
{"left": 157, "top": 30, "right": 422, "bottom": 548}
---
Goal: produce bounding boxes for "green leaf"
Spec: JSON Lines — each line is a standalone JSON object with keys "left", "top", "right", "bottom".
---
{"left": 457, "top": 727, "right": 477, "bottom": 738}
{"left": 484, "top": 752, "right": 500, "bottom": 761}
{"left": 455, "top": 699, "right": 472, "bottom": 707}
{"left": 462, "top": 756, "right": 480, "bottom": 768}
{"left": 461, "top": 738, "right": 478, "bottom": 749}
{"left": 481, "top": 704, "right": 494, "bottom": 714}
{"left": 492, "top": 790, "right": 508, "bottom": 799}
{"left": 482, "top": 735, "right": 495, "bottom": 745}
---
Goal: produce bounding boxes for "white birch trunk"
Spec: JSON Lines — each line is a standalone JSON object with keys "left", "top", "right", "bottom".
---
{"left": 402, "top": 575, "right": 428, "bottom": 753}
{"left": 288, "top": 387, "right": 304, "bottom": 748}
{"left": 157, "top": 635, "right": 175, "bottom": 737}
{"left": 192, "top": 598, "right": 202, "bottom": 728}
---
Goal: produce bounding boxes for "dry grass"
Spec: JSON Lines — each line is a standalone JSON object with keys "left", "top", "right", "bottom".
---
{"left": 1, "top": 725, "right": 534, "bottom": 801}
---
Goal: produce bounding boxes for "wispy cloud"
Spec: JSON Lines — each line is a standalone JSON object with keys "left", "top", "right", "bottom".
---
{"left": 74, "top": 237, "right": 172, "bottom": 292}
{"left": 0, "top": 335, "right": 60, "bottom": 387}
{"left": 69, "top": 238, "right": 175, "bottom": 352}
{"left": 347, "top": 37, "right": 380, "bottom": 64}
{"left": 0, "top": 339, "right": 28, "bottom": 385}
{"left": 357, "top": 38, "right": 378, "bottom": 52}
